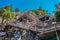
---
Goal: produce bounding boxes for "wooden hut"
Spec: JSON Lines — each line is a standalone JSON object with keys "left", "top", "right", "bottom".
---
{"left": 3, "top": 10, "right": 60, "bottom": 40}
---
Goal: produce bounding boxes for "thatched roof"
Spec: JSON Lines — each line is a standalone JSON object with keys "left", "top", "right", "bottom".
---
{"left": 38, "top": 14, "right": 54, "bottom": 22}
{"left": 16, "top": 10, "right": 39, "bottom": 21}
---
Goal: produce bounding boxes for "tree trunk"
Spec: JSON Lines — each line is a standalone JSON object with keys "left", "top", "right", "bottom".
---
{"left": 56, "top": 31, "right": 60, "bottom": 40}
{"left": 1, "top": 16, "right": 5, "bottom": 30}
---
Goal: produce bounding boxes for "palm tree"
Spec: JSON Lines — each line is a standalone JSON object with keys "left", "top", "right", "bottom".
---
{"left": 0, "top": 5, "right": 15, "bottom": 30}
{"left": 54, "top": 3, "right": 60, "bottom": 40}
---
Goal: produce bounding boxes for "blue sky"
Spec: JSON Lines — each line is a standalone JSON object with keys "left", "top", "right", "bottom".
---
{"left": 0, "top": 0, "right": 60, "bottom": 14}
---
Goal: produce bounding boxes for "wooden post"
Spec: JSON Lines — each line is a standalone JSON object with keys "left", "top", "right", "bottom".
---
{"left": 54, "top": 22, "right": 60, "bottom": 40}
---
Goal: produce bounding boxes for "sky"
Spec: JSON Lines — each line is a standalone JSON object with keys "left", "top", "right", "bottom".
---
{"left": 0, "top": 0, "right": 60, "bottom": 14}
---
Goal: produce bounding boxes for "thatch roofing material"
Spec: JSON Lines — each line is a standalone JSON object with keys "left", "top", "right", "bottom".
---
{"left": 38, "top": 14, "right": 54, "bottom": 22}
{"left": 15, "top": 10, "right": 39, "bottom": 21}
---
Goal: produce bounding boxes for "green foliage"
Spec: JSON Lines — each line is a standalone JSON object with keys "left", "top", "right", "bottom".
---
{"left": 55, "top": 4, "right": 60, "bottom": 9}
{"left": 42, "top": 34, "right": 57, "bottom": 40}
{"left": 54, "top": 4, "right": 60, "bottom": 22}
{"left": 54, "top": 11, "right": 60, "bottom": 22}
{"left": 0, "top": 5, "right": 15, "bottom": 22}
{"left": 32, "top": 7, "right": 48, "bottom": 16}
{"left": 15, "top": 8, "right": 20, "bottom": 12}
